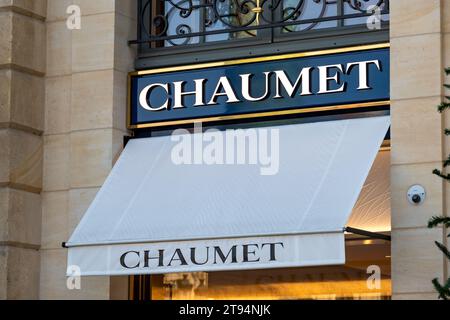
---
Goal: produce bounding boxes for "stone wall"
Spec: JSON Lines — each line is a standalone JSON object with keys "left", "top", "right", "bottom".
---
{"left": 40, "top": 0, "right": 135, "bottom": 299}
{"left": 390, "top": 0, "right": 449, "bottom": 300}
{"left": 0, "top": 0, "right": 46, "bottom": 300}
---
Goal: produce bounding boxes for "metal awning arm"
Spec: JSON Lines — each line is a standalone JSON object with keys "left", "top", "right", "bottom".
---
{"left": 344, "top": 226, "right": 391, "bottom": 241}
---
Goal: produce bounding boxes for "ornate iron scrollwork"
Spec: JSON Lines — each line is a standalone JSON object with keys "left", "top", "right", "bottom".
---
{"left": 132, "top": 0, "right": 389, "bottom": 47}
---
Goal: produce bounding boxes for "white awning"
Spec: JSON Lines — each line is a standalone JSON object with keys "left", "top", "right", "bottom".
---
{"left": 67, "top": 116, "right": 390, "bottom": 276}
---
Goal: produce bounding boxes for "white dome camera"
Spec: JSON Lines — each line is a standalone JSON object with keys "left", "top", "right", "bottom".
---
{"left": 407, "top": 185, "right": 426, "bottom": 205}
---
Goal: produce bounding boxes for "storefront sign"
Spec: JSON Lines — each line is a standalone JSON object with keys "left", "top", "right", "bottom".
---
{"left": 129, "top": 43, "right": 389, "bottom": 128}
{"left": 68, "top": 233, "right": 345, "bottom": 275}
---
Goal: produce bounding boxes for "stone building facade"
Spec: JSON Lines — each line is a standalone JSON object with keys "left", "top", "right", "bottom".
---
{"left": 390, "top": 0, "right": 450, "bottom": 299}
{"left": 0, "top": 0, "right": 448, "bottom": 299}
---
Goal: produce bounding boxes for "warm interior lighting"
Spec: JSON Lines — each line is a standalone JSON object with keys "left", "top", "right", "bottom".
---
{"left": 149, "top": 271, "right": 391, "bottom": 300}
{"left": 134, "top": 238, "right": 391, "bottom": 300}
{"left": 130, "top": 151, "right": 392, "bottom": 301}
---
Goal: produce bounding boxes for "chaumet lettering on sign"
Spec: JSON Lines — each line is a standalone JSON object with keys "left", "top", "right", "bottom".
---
{"left": 139, "top": 60, "right": 380, "bottom": 111}
{"left": 119, "top": 242, "right": 284, "bottom": 270}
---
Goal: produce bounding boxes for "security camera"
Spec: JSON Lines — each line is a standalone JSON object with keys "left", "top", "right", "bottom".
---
{"left": 411, "top": 194, "right": 421, "bottom": 204}
{"left": 407, "top": 185, "right": 426, "bottom": 205}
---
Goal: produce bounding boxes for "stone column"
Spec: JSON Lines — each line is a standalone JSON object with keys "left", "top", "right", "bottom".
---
{"left": 390, "top": 0, "right": 449, "bottom": 299}
{"left": 0, "top": 0, "right": 46, "bottom": 299}
{"left": 41, "top": 0, "right": 135, "bottom": 299}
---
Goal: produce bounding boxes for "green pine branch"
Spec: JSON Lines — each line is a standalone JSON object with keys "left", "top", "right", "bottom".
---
{"left": 444, "top": 66, "right": 450, "bottom": 100}
{"left": 444, "top": 155, "right": 450, "bottom": 168}
{"left": 432, "top": 278, "right": 450, "bottom": 300}
{"left": 438, "top": 102, "right": 450, "bottom": 113}
{"left": 434, "top": 241, "right": 450, "bottom": 260}
{"left": 431, "top": 68, "right": 450, "bottom": 300}
{"left": 433, "top": 169, "right": 450, "bottom": 180}
{"left": 428, "top": 216, "right": 450, "bottom": 228}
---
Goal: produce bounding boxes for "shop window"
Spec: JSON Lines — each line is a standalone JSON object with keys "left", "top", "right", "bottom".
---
{"left": 128, "top": 148, "right": 391, "bottom": 300}
{"left": 129, "top": 238, "right": 391, "bottom": 300}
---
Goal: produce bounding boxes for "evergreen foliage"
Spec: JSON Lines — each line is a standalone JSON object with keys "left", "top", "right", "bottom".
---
{"left": 428, "top": 68, "right": 450, "bottom": 300}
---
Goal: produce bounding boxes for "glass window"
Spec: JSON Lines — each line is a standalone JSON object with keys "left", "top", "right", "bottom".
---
{"left": 343, "top": 0, "right": 390, "bottom": 26}
{"left": 161, "top": 0, "right": 258, "bottom": 47}
{"left": 135, "top": 0, "right": 390, "bottom": 50}
{"left": 281, "top": 0, "right": 339, "bottom": 33}
{"left": 133, "top": 238, "right": 391, "bottom": 300}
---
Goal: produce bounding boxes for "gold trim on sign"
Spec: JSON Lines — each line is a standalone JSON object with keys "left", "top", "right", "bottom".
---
{"left": 128, "top": 100, "right": 390, "bottom": 129}
{"left": 127, "top": 43, "right": 390, "bottom": 129}
{"left": 130, "top": 43, "right": 390, "bottom": 76}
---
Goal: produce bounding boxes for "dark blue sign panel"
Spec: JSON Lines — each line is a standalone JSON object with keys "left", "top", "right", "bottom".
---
{"left": 128, "top": 44, "right": 389, "bottom": 128}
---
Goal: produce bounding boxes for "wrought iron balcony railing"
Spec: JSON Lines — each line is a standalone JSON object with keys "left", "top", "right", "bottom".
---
{"left": 130, "top": 0, "right": 389, "bottom": 52}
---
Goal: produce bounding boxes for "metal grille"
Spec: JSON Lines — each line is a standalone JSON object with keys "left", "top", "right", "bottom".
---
{"left": 130, "top": 0, "right": 389, "bottom": 49}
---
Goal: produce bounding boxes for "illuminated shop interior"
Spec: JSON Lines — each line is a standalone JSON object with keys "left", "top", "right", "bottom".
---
{"left": 129, "top": 149, "right": 391, "bottom": 300}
